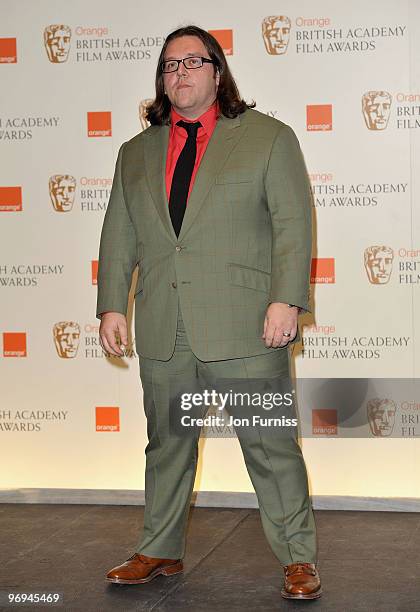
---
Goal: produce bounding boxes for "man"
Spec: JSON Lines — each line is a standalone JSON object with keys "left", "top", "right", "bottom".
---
{"left": 96, "top": 25, "right": 321, "bottom": 601}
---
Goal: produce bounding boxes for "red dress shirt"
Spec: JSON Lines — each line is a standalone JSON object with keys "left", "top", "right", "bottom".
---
{"left": 165, "top": 101, "right": 219, "bottom": 203}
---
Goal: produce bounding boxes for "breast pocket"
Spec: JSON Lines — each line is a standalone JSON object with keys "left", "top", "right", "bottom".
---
{"left": 215, "top": 170, "right": 255, "bottom": 184}
{"left": 227, "top": 263, "right": 271, "bottom": 293}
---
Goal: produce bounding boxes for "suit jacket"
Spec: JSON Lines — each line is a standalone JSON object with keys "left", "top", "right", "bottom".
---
{"left": 96, "top": 108, "right": 312, "bottom": 361}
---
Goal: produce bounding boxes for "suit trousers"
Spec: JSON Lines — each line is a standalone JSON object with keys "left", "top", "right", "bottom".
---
{"left": 135, "top": 298, "right": 318, "bottom": 565}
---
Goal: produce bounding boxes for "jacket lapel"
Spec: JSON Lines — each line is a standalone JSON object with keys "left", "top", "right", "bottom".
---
{"left": 143, "top": 123, "right": 177, "bottom": 241}
{"left": 143, "top": 113, "right": 246, "bottom": 243}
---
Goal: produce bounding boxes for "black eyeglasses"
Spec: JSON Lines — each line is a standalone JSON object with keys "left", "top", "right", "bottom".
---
{"left": 161, "top": 56, "right": 215, "bottom": 73}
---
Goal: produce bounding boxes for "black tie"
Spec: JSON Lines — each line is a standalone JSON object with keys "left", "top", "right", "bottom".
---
{"left": 169, "top": 120, "right": 201, "bottom": 237}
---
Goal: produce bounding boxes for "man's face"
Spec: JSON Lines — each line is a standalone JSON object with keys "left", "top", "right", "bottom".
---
{"left": 365, "top": 249, "right": 393, "bottom": 284}
{"left": 46, "top": 28, "right": 71, "bottom": 63}
{"left": 364, "top": 94, "right": 391, "bottom": 130}
{"left": 163, "top": 35, "right": 219, "bottom": 119}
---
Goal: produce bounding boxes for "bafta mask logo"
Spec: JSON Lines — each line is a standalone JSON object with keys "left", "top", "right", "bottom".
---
{"left": 364, "top": 246, "right": 394, "bottom": 285}
{"left": 367, "top": 398, "right": 396, "bottom": 437}
{"left": 53, "top": 321, "right": 80, "bottom": 358}
{"left": 362, "top": 91, "right": 392, "bottom": 130}
{"left": 49, "top": 175, "right": 76, "bottom": 212}
{"left": 262, "top": 16, "right": 291, "bottom": 55}
{"left": 138, "top": 98, "right": 153, "bottom": 131}
{"left": 44, "top": 25, "right": 71, "bottom": 63}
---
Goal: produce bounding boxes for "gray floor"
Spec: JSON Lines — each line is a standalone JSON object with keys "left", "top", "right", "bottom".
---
{"left": 1, "top": 504, "right": 419, "bottom": 611}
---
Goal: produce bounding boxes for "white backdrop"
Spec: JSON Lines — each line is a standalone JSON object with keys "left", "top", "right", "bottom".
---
{"left": 1, "top": 0, "right": 419, "bottom": 500}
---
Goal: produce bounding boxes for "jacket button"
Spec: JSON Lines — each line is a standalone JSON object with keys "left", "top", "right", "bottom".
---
{"left": 175, "top": 246, "right": 182, "bottom": 252}
{"left": 171, "top": 281, "right": 177, "bottom": 288}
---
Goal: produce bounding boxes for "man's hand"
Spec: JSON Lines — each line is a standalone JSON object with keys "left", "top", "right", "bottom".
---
{"left": 262, "top": 302, "right": 298, "bottom": 348}
{"left": 99, "top": 312, "right": 128, "bottom": 356}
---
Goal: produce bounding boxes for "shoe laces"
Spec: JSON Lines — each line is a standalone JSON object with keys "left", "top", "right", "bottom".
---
{"left": 285, "top": 563, "right": 316, "bottom": 576}
{"left": 127, "top": 553, "right": 149, "bottom": 564}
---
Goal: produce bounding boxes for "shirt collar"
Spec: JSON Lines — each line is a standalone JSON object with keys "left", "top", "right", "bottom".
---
{"left": 170, "top": 100, "right": 219, "bottom": 137}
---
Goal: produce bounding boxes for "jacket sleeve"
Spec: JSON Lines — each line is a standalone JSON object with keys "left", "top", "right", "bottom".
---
{"left": 264, "top": 124, "right": 313, "bottom": 313}
{"left": 96, "top": 142, "right": 138, "bottom": 319}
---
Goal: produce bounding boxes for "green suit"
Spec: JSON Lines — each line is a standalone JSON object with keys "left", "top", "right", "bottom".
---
{"left": 96, "top": 108, "right": 317, "bottom": 565}
{"left": 96, "top": 108, "right": 312, "bottom": 360}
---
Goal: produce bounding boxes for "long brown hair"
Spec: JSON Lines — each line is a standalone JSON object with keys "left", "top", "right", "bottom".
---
{"left": 146, "top": 25, "right": 255, "bottom": 125}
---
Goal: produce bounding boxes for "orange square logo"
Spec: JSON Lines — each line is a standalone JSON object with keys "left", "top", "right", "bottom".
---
{"left": 311, "top": 258, "right": 335, "bottom": 284}
{"left": 96, "top": 406, "right": 120, "bottom": 432}
{"left": 3, "top": 332, "right": 27, "bottom": 357}
{"left": 312, "top": 409, "right": 337, "bottom": 435}
{"left": 306, "top": 104, "right": 332, "bottom": 131}
{"left": 208, "top": 29, "right": 233, "bottom": 55}
{"left": 91, "top": 260, "right": 98, "bottom": 285}
{"left": 0, "top": 186, "right": 22, "bottom": 211}
{"left": 0, "top": 38, "right": 17, "bottom": 63}
{"left": 87, "top": 112, "right": 112, "bottom": 137}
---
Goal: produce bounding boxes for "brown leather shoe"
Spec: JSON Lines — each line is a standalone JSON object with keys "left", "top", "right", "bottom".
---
{"left": 281, "top": 562, "right": 322, "bottom": 600}
{"left": 106, "top": 553, "right": 183, "bottom": 584}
